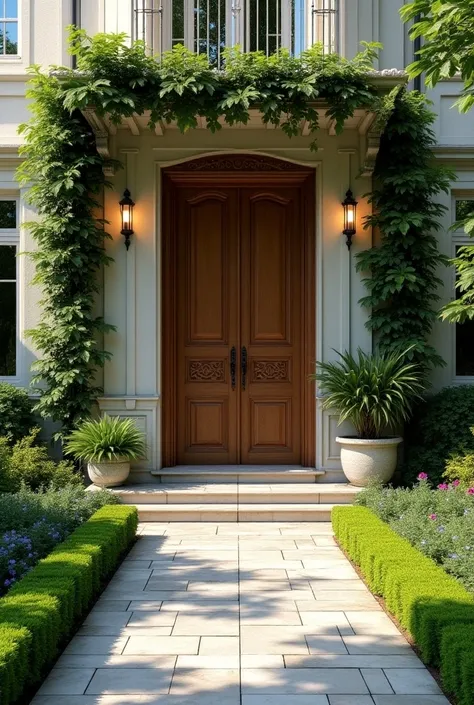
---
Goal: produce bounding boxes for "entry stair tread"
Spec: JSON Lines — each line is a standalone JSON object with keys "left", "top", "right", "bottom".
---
{"left": 136, "top": 503, "right": 337, "bottom": 521}
{"left": 114, "top": 483, "right": 360, "bottom": 505}
{"left": 152, "top": 466, "right": 324, "bottom": 476}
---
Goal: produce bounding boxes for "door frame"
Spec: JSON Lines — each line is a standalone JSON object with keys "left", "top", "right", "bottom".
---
{"left": 161, "top": 154, "right": 316, "bottom": 467}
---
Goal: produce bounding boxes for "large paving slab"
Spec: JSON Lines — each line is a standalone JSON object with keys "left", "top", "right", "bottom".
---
{"left": 31, "top": 522, "right": 450, "bottom": 705}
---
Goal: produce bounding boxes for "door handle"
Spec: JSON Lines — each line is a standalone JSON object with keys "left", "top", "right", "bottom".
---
{"left": 241, "top": 346, "right": 248, "bottom": 390}
{"left": 230, "top": 346, "right": 236, "bottom": 390}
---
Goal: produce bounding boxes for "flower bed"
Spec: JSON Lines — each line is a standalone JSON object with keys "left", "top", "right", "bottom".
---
{"left": 356, "top": 476, "right": 474, "bottom": 593}
{"left": 0, "top": 485, "right": 118, "bottom": 595}
{"left": 332, "top": 505, "right": 474, "bottom": 705}
{"left": 0, "top": 504, "right": 138, "bottom": 705}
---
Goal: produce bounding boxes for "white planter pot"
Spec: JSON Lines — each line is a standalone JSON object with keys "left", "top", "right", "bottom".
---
{"left": 336, "top": 437, "right": 403, "bottom": 487}
{"left": 87, "top": 459, "right": 130, "bottom": 488}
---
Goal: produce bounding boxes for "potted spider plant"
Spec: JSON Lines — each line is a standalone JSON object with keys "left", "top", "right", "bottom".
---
{"left": 313, "top": 348, "right": 424, "bottom": 487}
{"left": 64, "top": 414, "right": 146, "bottom": 487}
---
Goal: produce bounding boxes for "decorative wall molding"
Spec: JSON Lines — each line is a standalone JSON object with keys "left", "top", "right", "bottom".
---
{"left": 361, "top": 127, "right": 382, "bottom": 177}
{"left": 82, "top": 107, "right": 114, "bottom": 176}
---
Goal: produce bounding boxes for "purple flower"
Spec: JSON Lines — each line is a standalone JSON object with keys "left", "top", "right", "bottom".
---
{"left": 467, "top": 488, "right": 474, "bottom": 496}
{"left": 452, "top": 480, "right": 460, "bottom": 488}
{"left": 438, "top": 483, "right": 449, "bottom": 491}
{"left": 429, "top": 514, "right": 438, "bottom": 521}
{"left": 418, "top": 472, "right": 428, "bottom": 481}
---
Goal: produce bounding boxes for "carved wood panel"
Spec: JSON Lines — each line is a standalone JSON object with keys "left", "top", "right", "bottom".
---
{"left": 187, "top": 359, "right": 226, "bottom": 383}
{"left": 251, "top": 359, "right": 290, "bottom": 382}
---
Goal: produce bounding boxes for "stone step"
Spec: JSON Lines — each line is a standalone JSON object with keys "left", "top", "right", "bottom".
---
{"left": 151, "top": 466, "right": 325, "bottom": 484}
{"left": 136, "top": 503, "right": 336, "bottom": 522}
{"left": 115, "top": 483, "right": 360, "bottom": 506}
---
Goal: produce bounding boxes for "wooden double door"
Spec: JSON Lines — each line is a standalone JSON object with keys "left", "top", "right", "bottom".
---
{"left": 162, "top": 159, "right": 315, "bottom": 466}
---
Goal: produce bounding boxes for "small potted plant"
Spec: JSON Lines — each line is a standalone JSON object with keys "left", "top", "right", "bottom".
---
{"left": 65, "top": 414, "right": 146, "bottom": 487}
{"left": 313, "top": 348, "right": 424, "bottom": 487}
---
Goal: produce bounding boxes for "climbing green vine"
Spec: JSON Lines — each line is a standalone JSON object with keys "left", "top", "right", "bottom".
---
{"left": 17, "top": 29, "right": 450, "bottom": 433}
{"left": 357, "top": 88, "right": 454, "bottom": 371}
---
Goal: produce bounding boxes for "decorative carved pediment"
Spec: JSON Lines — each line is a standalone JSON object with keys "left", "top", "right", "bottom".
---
{"left": 166, "top": 154, "right": 312, "bottom": 173}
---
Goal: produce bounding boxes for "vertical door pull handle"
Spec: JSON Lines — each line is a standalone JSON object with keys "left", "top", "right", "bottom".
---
{"left": 241, "top": 346, "right": 248, "bottom": 390}
{"left": 230, "top": 346, "right": 236, "bottom": 390}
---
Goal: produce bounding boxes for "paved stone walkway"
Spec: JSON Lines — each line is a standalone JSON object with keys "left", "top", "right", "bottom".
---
{"left": 32, "top": 522, "right": 450, "bottom": 705}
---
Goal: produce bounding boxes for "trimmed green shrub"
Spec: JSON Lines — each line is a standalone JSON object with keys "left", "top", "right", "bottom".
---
{"left": 441, "top": 624, "right": 474, "bottom": 705}
{"left": 356, "top": 479, "right": 474, "bottom": 594}
{"left": 0, "top": 504, "right": 137, "bottom": 704}
{"left": 0, "top": 384, "right": 35, "bottom": 445}
{"left": 332, "top": 506, "right": 474, "bottom": 704}
{"left": 403, "top": 385, "right": 474, "bottom": 485}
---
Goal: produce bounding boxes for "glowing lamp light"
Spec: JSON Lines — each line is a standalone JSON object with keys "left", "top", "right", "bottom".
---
{"left": 342, "top": 189, "right": 358, "bottom": 250}
{"left": 120, "top": 189, "right": 135, "bottom": 250}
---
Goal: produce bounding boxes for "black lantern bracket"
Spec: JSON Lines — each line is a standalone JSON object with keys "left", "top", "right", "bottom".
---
{"left": 120, "top": 188, "right": 135, "bottom": 250}
{"left": 342, "top": 188, "right": 358, "bottom": 250}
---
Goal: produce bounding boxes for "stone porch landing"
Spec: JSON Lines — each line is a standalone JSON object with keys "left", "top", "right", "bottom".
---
{"left": 32, "top": 521, "right": 449, "bottom": 705}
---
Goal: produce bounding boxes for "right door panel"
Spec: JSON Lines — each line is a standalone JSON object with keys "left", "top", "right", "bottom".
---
{"left": 240, "top": 187, "right": 303, "bottom": 464}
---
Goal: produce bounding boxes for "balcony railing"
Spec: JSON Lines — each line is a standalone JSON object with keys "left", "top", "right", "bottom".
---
{"left": 133, "top": 0, "right": 339, "bottom": 63}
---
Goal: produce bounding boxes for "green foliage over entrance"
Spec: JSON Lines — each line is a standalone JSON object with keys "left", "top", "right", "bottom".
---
{"left": 17, "top": 30, "right": 451, "bottom": 434}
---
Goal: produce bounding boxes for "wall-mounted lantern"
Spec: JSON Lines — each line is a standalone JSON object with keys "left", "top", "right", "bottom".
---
{"left": 342, "top": 189, "right": 358, "bottom": 250}
{"left": 120, "top": 189, "right": 135, "bottom": 250}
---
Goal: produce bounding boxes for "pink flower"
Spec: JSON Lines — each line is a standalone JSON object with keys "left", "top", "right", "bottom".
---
{"left": 418, "top": 472, "right": 428, "bottom": 481}
{"left": 452, "top": 480, "right": 460, "bottom": 488}
{"left": 467, "top": 488, "right": 474, "bottom": 496}
{"left": 429, "top": 514, "right": 438, "bottom": 521}
{"left": 438, "top": 483, "right": 449, "bottom": 491}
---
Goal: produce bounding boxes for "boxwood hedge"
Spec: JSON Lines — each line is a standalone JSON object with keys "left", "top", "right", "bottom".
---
{"left": 0, "top": 504, "right": 138, "bottom": 705}
{"left": 332, "top": 505, "right": 474, "bottom": 705}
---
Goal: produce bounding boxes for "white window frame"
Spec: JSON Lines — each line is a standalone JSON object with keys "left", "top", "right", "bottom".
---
{"left": 306, "top": 0, "right": 340, "bottom": 54}
{"left": 134, "top": 0, "right": 297, "bottom": 58}
{"left": 451, "top": 193, "right": 474, "bottom": 383}
{"left": 0, "top": 196, "right": 19, "bottom": 381}
{"left": 0, "top": 0, "right": 20, "bottom": 60}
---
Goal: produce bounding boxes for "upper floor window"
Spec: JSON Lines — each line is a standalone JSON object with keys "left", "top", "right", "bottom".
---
{"left": 133, "top": 0, "right": 339, "bottom": 64}
{"left": 453, "top": 198, "right": 474, "bottom": 378}
{"left": 0, "top": 0, "right": 18, "bottom": 56}
{"left": 310, "top": 0, "right": 338, "bottom": 54}
{"left": 0, "top": 200, "right": 18, "bottom": 377}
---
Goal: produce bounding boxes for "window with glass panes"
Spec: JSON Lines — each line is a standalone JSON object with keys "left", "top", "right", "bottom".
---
{"left": 0, "top": 200, "right": 17, "bottom": 377}
{"left": 132, "top": 1, "right": 340, "bottom": 61}
{"left": 0, "top": 0, "right": 18, "bottom": 56}
{"left": 454, "top": 199, "right": 474, "bottom": 377}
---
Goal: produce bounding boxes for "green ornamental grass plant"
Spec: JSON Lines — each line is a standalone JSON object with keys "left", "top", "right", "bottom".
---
{"left": 64, "top": 415, "right": 146, "bottom": 462}
{"left": 313, "top": 348, "right": 425, "bottom": 438}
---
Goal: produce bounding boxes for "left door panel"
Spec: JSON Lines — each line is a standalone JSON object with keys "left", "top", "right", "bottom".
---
{"left": 176, "top": 188, "right": 240, "bottom": 464}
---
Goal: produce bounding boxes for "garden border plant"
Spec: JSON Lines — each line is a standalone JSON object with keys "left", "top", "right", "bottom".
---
{"left": 333, "top": 505, "right": 474, "bottom": 705}
{"left": 17, "top": 29, "right": 453, "bottom": 434}
{"left": 0, "top": 504, "right": 138, "bottom": 705}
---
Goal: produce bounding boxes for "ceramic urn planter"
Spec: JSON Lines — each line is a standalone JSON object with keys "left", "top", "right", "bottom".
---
{"left": 87, "top": 458, "right": 130, "bottom": 488}
{"left": 336, "top": 436, "right": 403, "bottom": 487}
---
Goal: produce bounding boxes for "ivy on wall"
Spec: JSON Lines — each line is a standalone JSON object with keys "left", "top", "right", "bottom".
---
{"left": 357, "top": 88, "right": 454, "bottom": 371}
{"left": 17, "top": 30, "right": 450, "bottom": 433}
